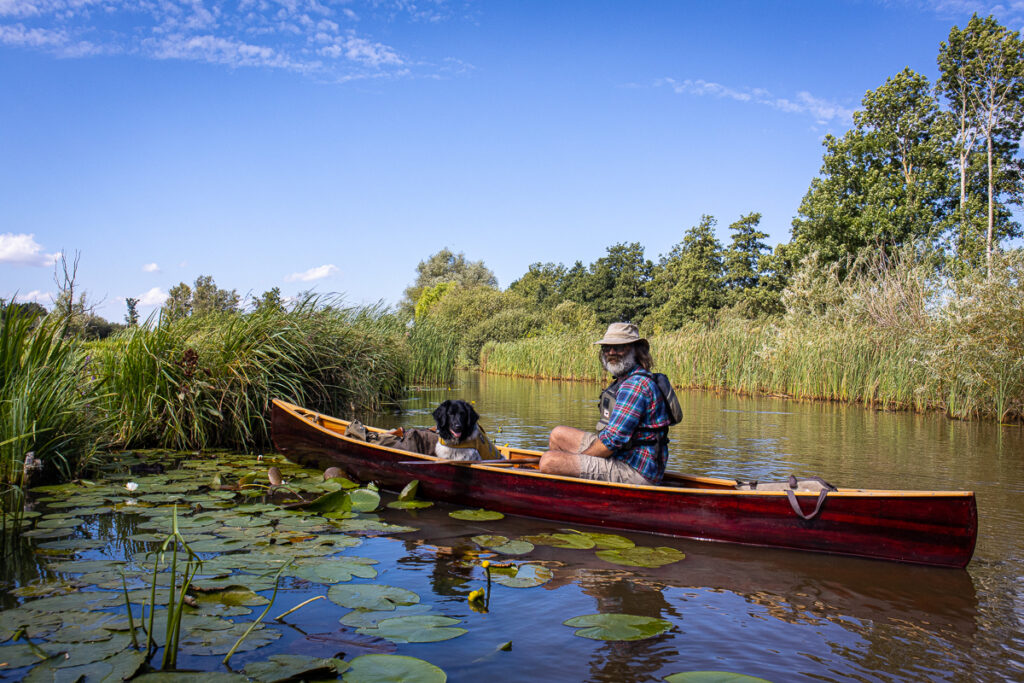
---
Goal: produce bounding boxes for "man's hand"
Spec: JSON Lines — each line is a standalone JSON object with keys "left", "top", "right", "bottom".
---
{"left": 581, "top": 438, "right": 613, "bottom": 458}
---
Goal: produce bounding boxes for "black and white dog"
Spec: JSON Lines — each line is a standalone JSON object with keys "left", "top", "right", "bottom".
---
{"left": 431, "top": 399, "right": 500, "bottom": 461}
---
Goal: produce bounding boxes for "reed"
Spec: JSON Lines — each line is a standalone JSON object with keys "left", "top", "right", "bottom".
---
{"left": 407, "top": 317, "right": 459, "bottom": 384}
{"left": 94, "top": 298, "right": 412, "bottom": 452}
{"left": 480, "top": 249, "right": 1024, "bottom": 422}
{"left": 0, "top": 306, "right": 107, "bottom": 486}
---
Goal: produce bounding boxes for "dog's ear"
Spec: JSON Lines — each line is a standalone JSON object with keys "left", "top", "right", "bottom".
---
{"left": 432, "top": 401, "right": 450, "bottom": 426}
{"left": 465, "top": 402, "right": 479, "bottom": 424}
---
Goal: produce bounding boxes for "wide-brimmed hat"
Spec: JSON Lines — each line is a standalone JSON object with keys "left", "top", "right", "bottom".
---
{"left": 593, "top": 322, "right": 647, "bottom": 346}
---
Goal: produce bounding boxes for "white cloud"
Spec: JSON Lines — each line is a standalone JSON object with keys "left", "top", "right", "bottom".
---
{"left": 18, "top": 289, "right": 52, "bottom": 304}
{"left": 142, "top": 262, "right": 160, "bottom": 272}
{"left": 285, "top": 264, "right": 338, "bottom": 282}
{"left": 656, "top": 78, "right": 854, "bottom": 125}
{"left": 0, "top": 1, "right": 444, "bottom": 80}
{"left": 137, "top": 287, "right": 168, "bottom": 306}
{"left": 0, "top": 233, "right": 60, "bottom": 266}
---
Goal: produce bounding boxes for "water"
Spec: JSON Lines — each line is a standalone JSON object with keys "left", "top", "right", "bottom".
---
{"left": 367, "top": 371, "right": 1024, "bottom": 681}
{"left": 2, "top": 371, "right": 1022, "bottom": 682}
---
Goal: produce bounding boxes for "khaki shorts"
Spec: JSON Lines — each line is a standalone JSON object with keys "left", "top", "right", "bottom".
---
{"left": 574, "top": 432, "right": 653, "bottom": 485}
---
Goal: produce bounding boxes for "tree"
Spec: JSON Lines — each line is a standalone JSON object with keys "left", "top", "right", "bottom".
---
{"left": 938, "top": 14, "right": 1024, "bottom": 273}
{"left": 192, "top": 275, "right": 240, "bottom": 316}
{"left": 163, "top": 283, "right": 192, "bottom": 322}
{"left": 253, "top": 287, "right": 285, "bottom": 314}
{"left": 124, "top": 297, "right": 139, "bottom": 326}
{"left": 400, "top": 248, "right": 497, "bottom": 316}
{"left": 791, "top": 68, "right": 952, "bottom": 266}
{"left": 577, "top": 243, "right": 653, "bottom": 324}
{"left": 507, "top": 262, "right": 567, "bottom": 309}
{"left": 649, "top": 215, "right": 725, "bottom": 328}
{"left": 722, "top": 212, "right": 781, "bottom": 317}
{"left": 162, "top": 276, "right": 239, "bottom": 321}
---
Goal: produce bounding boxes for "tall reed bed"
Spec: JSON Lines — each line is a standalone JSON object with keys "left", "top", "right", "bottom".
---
{"left": 481, "top": 250, "right": 1024, "bottom": 422}
{"left": 0, "top": 307, "right": 107, "bottom": 487}
{"left": 94, "top": 299, "right": 412, "bottom": 452}
{"left": 407, "top": 317, "right": 459, "bottom": 385}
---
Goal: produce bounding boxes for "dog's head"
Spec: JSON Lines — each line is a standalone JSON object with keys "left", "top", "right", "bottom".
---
{"left": 432, "top": 399, "right": 479, "bottom": 444}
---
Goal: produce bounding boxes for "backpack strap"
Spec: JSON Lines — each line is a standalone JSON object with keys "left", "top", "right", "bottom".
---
{"left": 786, "top": 488, "right": 830, "bottom": 520}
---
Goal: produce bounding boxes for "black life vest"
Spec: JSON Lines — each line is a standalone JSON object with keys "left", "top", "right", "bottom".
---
{"left": 596, "top": 368, "right": 670, "bottom": 450}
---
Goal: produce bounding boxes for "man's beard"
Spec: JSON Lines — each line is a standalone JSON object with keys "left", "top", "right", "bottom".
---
{"left": 601, "top": 347, "right": 637, "bottom": 377}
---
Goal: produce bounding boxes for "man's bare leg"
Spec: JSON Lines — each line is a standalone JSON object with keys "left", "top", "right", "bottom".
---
{"left": 541, "top": 426, "right": 591, "bottom": 476}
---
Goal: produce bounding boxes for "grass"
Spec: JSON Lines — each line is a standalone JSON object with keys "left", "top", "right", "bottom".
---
{"left": 481, "top": 250, "right": 1024, "bottom": 422}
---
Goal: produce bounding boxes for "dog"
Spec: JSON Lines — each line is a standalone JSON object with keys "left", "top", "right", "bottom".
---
{"left": 431, "top": 399, "right": 500, "bottom": 461}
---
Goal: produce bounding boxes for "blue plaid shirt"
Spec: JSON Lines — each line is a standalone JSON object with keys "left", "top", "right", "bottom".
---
{"left": 597, "top": 366, "right": 672, "bottom": 483}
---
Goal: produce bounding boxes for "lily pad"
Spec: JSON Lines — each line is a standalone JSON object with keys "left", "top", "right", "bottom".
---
{"left": 350, "top": 488, "right": 381, "bottom": 512}
{"left": 357, "top": 615, "right": 466, "bottom": 643}
{"left": 36, "top": 538, "right": 106, "bottom": 551}
{"left": 244, "top": 654, "right": 349, "bottom": 682}
{"left": 339, "top": 604, "right": 434, "bottom": 628}
{"left": 22, "top": 591, "right": 124, "bottom": 612}
{"left": 0, "top": 643, "right": 50, "bottom": 669}
{"left": 289, "top": 557, "right": 378, "bottom": 584}
{"left": 386, "top": 500, "right": 434, "bottom": 510}
{"left": 24, "top": 649, "right": 147, "bottom": 683}
{"left": 563, "top": 530, "right": 635, "bottom": 549}
{"left": 299, "top": 490, "right": 352, "bottom": 514}
{"left": 343, "top": 654, "right": 446, "bottom": 683}
{"left": 327, "top": 584, "right": 420, "bottom": 611}
{"left": 448, "top": 509, "right": 504, "bottom": 521}
{"left": 563, "top": 613, "right": 672, "bottom": 641}
{"left": 595, "top": 546, "right": 686, "bottom": 568}
{"left": 471, "top": 535, "right": 535, "bottom": 555}
{"left": 36, "top": 517, "right": 86, "bottom": 529}
{"left": 490, "top": 563, "right": 553, "bottom": 588}
{"left": 334, "top": 519, "right": 417, "bottom": 534}
{"left": 664, "top": 673, "right": 773, "bottom": 683}
{"left": 188, "top": 537, "right": 257, "bottom": 552}
{"left": 398, "top": 480, "right": 419, "bottom": 501}
{"left": 521, "top": 532, "right": 595, "bottom": 549}
{"left": 179, "top": 622, "right": 281, "bottom": 656}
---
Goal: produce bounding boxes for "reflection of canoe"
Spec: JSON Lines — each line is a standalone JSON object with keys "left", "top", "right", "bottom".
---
{"left": 271, "top": 399, "right": 978, "bottom": 568}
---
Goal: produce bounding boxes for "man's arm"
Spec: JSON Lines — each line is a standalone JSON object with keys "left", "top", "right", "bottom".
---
{"left": 581, "top": 438, "right": 613, "bottom": 458}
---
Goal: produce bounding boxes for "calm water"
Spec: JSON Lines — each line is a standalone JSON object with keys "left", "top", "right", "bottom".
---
{"left": 2, "top": 371, "right": 1022, "bottom": 682}
{"left": 365, "top": 371, "right": 1024, "bottom": 682}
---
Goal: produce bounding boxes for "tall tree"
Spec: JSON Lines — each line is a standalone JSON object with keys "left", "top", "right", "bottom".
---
{"left": 723, "top": 212, "right": 780, "bottom": 317}
{"left": 163, "top": 283, "right": 192, "bottom": 322}
{"left": 791, "top": 68, "right": 952, "bottom": 266}
{"left": 401, "top": 248, "right": 497, "bottom": 316}
{"left": 253, "top": 287, "right": 284, "bottom": 314}
{"left": 649, "top": 215, "right": 725, "bottom": 327}
{"left": 192, "top": 275, "right": 240, "bottom": 315}
{"left": 581, "top": 243, "right": 653, "bottom": 324}
{"left": 124, "top": 297, "right": 140, "bottom": 326}
{"left": 938, "top": 14, "right": 1024, "bottom": 273}
{"left": 507, "top": 262, "right": 567, "bottom": 309}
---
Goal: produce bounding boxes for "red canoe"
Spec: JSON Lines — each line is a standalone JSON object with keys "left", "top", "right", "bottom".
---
{"left": 271, "top": 399, "right": 977, "bottom": 568}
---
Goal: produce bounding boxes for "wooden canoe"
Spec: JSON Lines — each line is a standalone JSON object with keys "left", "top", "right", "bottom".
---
{"left": 270, "top": 399, "right": 978, "bottom": 568}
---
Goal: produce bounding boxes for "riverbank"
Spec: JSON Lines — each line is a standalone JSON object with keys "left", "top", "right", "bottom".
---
{"left": 480, "top": 253, "right": 1024, "bottom": 423}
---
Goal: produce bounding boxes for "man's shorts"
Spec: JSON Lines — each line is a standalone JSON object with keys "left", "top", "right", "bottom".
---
{"left": 574, "top": 432, "right": 653, "bottom": 486}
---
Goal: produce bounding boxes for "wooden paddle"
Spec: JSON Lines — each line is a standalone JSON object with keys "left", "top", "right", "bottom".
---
{"left": 398, "top": 456, "right": 540, "bottom": 466}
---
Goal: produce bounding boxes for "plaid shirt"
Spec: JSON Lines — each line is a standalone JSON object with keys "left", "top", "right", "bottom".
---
{"left": 597, "top": 365, "right": 672, "bottom": 483}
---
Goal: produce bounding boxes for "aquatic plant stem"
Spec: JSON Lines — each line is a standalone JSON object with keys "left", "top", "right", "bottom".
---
{"left": 221, "top": 560, "right": 291, "bottom": 666}
{"left": 273, "top": 595, "right": 325, "bottom": 621}
{"left": 121, "top": 570, "right": 139, "bottom": 650}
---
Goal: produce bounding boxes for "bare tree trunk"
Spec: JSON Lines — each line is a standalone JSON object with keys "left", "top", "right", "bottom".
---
{"left": 986, "top": 133, "right": 994, "bottom": 276}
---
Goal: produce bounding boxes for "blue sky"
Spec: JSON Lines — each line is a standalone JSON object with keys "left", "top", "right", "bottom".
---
{"left": 2, "top": 0, "right": 1022, "bottom": 322}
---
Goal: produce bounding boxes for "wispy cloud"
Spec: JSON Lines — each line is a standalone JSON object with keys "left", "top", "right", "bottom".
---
{"left": 0, "top": 232, "right": 60, "bottom": 266}
{"left": 15, "top": 289, "right": 52, "bottom": 304}
{"left": 142, "top": 262, "right": 160, "bottom": 273}
{"left": 0, "top": 1, "right": 463, "bottom": 79}
{"left": 285, "top": 264, "right": 338, "bottom": 282}
{"left": 656, "top": 78, "right": 854, "bottom": 125}
{"left": 903, "top": 1, "right": 1024, "bottom": 30}
{"left": 137, "top": 287, "right": 168, "bottom": 306}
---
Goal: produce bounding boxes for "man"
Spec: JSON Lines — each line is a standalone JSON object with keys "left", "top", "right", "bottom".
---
{"left": 540, "top": 322, "right": 671, "bottom": 485}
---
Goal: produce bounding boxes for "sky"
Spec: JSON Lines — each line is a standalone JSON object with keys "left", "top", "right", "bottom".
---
{"left": 2, "top": 0, "right": 1023, "bottom": 322}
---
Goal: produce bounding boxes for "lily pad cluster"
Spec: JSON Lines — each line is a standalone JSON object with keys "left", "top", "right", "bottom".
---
{"left": 1, "top": 450, "right": 450, "bottom": 682}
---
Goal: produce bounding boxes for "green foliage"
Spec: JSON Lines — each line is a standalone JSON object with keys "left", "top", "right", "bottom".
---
{"left": 401, "top": 248, "right": 497, "bottom": 317}
{"left": 580, "top": 242, "right": 654, "bottom": 324}
{"left": 407, "top": 317, "right": 458, "bottom": 384}
{"left": 791, "top": 68, "right": 952, "bottom": 265}
{"left": 508, "top": 262, "right": 567, "bottom": 309}
{"left": 0, "top": 306, "right": 107, "bottom": 486}
{"left": 94, "top": 298, "right": 409, "bottom": 451}
{"left": 648, "top": 215, "right": 725, "bottom": 329}
{"left": 252, "top": 287, "right": 284, "bottom": 314}
{"left": 162, "top": 275, "right": 240, "bottom": 322}
{"left": 124, "top": 297, "right": 140, "bottom": 327}
{"left": 413, "top": 282, "right": 455, "bottom": 321}
{"left": 937, "top": 14, "right": 1024, "bottom": 271}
